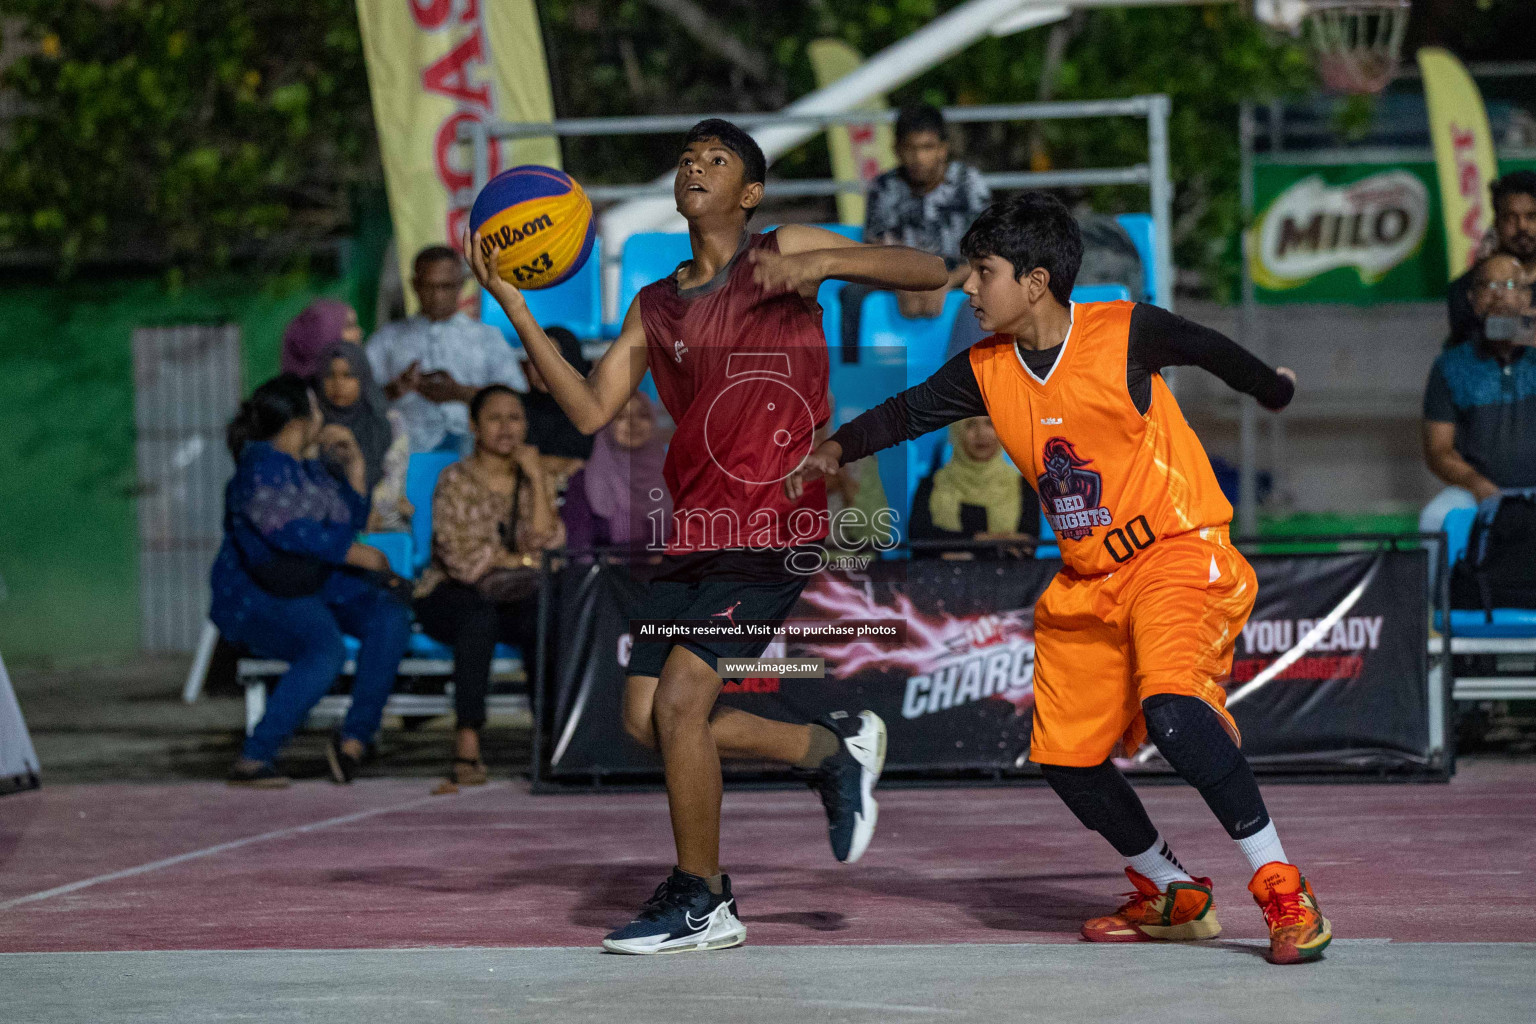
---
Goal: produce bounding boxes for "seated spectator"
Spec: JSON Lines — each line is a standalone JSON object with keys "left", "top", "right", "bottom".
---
{"left": 1421, "top": 252, "right": 1536, "bottom": 533}
{"left": 366, "top": 245, "right": 528, "bottom": 455}
{"left": 280, "top": 298, "right": 363, "bottom": 378}
{"left": 909, "top": 417, "right": 1039, "bottom": 558}
{"left": 212, "top": 375, "right": 412, "bottom": 789}
{"left": 414, "top": 385, "right": 565, "bottom": 786}
{"left": 561, "top": 393, "right": 671, "bottom": 553}
{"left": 1447, "top": 171, "right": 1536, "bottom": 349}
{"left": 841, "top": 103, "right": 991, "bottom": 361}
{"left": 523, "top": 327, "right": 595, "bottom": 488}
{"left": 313, "top": 341, "right": 412, "bottom": 533}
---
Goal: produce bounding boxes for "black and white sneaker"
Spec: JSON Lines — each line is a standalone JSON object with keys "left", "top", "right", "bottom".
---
{"left": 811, "top": 710, "right": 887, "bottom": 863}
{"left": 602, "top": 868, "right": 746, "bottom": 955}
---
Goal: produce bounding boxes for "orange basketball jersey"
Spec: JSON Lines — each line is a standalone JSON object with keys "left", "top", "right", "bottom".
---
{"left": 968, "top": 301, "right": 1232, "bottom": 577}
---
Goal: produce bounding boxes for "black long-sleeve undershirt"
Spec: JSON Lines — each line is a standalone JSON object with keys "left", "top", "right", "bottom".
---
{"left": 830, "top": 302, "right": 1294, "bottom": 464}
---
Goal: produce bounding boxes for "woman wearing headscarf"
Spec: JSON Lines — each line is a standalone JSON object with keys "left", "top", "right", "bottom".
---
{"left": 521, "top": 326, "right": 595, "bottom": 488}
{"left": 561, "top": 392, "right": 672, "bottom": 552}
{"left": 281, "top": 299, "right": 362, "bottom": 379}
{"left": 909, "top": 416, "right": 1039, "bottom": 558}
{"left": 312, "top": 341, "right": 412, "bottom": 532}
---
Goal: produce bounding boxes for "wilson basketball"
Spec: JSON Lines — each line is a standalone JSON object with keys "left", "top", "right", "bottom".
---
{"left": 469, "top": 165, "right": 595, "bottom": 290}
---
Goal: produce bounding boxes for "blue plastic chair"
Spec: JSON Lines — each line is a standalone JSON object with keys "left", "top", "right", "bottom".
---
{"left": 1071, "top": 283, "right": 1132, "bottom": 303}
{"left": 614, "top": 232, "right": 694, "bottom": 328}
{"left": 1439, "top": 505, "right": 1536, "bottom": 637}
{"left": 481, "top": 236, "right": 604, "bottom": 342}
{"left": 405, "top": 452, "right": 460, "bottom": 573}
{"left": 857, "top": 289, "right": 968, "bottom": 362}
{"left": 360, "top": 532, "right": 414, "bottom": 578}
{"left": 1115, "top": 213, "right": 1157, "bottom": 305}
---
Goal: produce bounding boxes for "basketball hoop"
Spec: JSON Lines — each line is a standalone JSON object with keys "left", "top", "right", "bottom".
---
{"left": 1254, "top": 0, "right": 1411, "bottom": 96}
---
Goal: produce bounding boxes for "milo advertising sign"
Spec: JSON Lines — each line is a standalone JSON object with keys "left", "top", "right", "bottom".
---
{"left": 1249, "top": 158, "right": 1536, "bottom": 304}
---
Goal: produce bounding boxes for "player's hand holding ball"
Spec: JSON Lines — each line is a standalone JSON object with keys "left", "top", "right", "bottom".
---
{"left": 464, "top": 226, "right": 526, "bottom": 315}
{"left": 784, "top": 440, "right": 842, "bottom": 500}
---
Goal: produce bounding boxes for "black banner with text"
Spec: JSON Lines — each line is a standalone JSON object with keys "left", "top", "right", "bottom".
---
{"left": 544, "top": 547, "right": 1433, "bottom": 781}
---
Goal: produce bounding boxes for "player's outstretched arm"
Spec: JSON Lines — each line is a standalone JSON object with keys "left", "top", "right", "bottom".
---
{"left": 783, "top": 349, "right": 988, "bottom": 500}
{"left": 752, "top": 224, "right": 947, "bottom": 298}
{"left": 1129, "top": 303, "right": 1296, "bottom": 411}
{"left": 465, "top": 229, "right": 648, "bottom": 434}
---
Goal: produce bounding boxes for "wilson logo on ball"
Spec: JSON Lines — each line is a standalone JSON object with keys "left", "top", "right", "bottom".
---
{"left": 478, "top": 214, "right": 554, "bottom": 262}
{"left": 469, "top": 165, "right": 595, "bottom": 291}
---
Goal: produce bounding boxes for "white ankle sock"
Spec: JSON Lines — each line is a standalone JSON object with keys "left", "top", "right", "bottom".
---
{"left": 1235, "top": 821, "right": 1288, "bottom": 873}
{"left": 1126, "top": 833, "right": 1194, "bottom": 888}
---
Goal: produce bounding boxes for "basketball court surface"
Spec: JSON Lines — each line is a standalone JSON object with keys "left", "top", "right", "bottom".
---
{"left": 4, "top": 761, "right": 1532, "bottom": 1022}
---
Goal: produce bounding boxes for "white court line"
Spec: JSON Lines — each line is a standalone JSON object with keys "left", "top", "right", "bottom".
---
{"left": 0, "top": 787, "right": 494, "bottom": 912}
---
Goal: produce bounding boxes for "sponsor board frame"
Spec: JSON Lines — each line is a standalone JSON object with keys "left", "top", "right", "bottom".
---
{"left": 529, "top": 534, "right": 1451, "bottom": 792}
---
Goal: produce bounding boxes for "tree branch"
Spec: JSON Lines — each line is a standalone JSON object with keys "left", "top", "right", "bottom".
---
{"left": 638, "top": 0, "right": 774, "bottom": 84}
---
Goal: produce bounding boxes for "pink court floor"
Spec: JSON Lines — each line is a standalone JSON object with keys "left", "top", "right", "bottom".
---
{"left": 4, "top": 761, "right": 1535, "bottom": 1023}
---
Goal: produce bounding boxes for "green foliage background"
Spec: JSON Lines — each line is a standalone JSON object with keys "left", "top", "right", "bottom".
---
{"left": 2, "top": 1, "right": 1310, "bottom": 288}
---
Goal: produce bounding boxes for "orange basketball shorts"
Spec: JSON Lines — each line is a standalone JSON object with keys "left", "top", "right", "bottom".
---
{"left": 1027, "top": 526, "right": 1257, "bottom": 768}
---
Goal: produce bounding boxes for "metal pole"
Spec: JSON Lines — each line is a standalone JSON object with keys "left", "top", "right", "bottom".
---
{"left": 471, "top": 120, "right": 490, "bottom": 197}
{"left": 1148, "top": 94, "right": 1174, "bottom": 313}
{"left": 1238, "top": 101, "right": 1259, "bottom": 537}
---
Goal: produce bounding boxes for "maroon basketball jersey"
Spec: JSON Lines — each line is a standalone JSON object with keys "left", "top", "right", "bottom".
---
{"left": 637, "top": 230, "right": 829, "bottom": 553}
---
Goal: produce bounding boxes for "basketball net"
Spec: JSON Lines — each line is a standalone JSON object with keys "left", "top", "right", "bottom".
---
{"left": 1254, "top": 0, "right": 1411, "bottom": 96}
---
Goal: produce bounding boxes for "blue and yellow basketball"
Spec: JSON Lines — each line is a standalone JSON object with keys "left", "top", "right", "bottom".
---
{"left": 469, "top": 165, "right": 595, "bottom": 290}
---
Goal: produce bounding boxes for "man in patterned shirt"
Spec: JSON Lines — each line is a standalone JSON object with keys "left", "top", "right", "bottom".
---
{"left": 838, "top": 104, "right": 991, "bottom": 360}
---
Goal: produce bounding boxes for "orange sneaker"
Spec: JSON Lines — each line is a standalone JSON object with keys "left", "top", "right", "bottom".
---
{"left": 1247, "top": 862, "right": 1332, "bottom": 964}
{"left": 1081, "top": 868, "right": 1222, "bottom": 942}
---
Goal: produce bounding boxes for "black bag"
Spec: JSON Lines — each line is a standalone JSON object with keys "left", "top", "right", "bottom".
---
{"left": 244, "top": 551, "right": 332, "bottom": 598}
{"left": 1449, "top": 490, "right": 1536, "bottom": 617}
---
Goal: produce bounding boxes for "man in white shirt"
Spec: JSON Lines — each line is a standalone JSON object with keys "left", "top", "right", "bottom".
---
{"left": 367, "top": 245, "right": 528, "bottom": 453}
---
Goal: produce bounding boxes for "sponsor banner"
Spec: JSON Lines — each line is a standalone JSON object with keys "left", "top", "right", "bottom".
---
{"left": 545, "top": 548, "right": 1432, "bottom": 780}
{"left": 807, "top": 39, "right": 896, "bottom": 228}
{"left": 1249, "top": 158, "right": 1536, "bottom": 304}
{"left": 355, "top": 0, "right": 560, "bottom": 315}
{"left": 1420, "top": 47, "right": 1499, "bottom": 281}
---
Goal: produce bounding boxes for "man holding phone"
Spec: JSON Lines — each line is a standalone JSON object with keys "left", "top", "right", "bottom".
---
{"left": 366, "top": 244, "right": 528, "bottom": 454}
{"left": 1423, "top": 252, "right": 1536, "bottom": 509}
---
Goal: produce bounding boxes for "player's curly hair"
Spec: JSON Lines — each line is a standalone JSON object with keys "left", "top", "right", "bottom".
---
{"left": 960, "top": 192, "right": 1083, "bottom": 306}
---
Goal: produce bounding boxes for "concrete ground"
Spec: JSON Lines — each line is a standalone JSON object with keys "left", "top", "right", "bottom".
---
{"left": 7, "top": 942, "right": 1534, "bottom": 1024}
{"left": 5, "top": 657, "right": 1535, "bottom": 1023}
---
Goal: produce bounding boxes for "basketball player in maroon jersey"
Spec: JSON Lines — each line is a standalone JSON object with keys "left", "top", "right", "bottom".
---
{"left": 468, "top": 119, "right": 946, "bottom": 954}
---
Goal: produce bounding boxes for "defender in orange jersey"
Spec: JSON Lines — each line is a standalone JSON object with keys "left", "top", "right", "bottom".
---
{"left": 787, "top": 193, "right": 1331, "bottom": 964}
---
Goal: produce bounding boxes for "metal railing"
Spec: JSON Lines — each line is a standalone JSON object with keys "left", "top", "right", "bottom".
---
{"left": 462, "top": 96, "right": 1175, "bottom": 312}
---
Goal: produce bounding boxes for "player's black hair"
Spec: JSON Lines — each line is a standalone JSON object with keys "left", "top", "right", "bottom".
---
{"left": 1491, "top": 170, "right": 1536, "bottom": 217}
{"left": 683, "top": 118, "right": 766, "bottom": 183}
{"left": 413, "top": 244, "right": 462, "bottom": 275}
{"left": 227, "top": 374, "right": 314, "bottom": 459}
{"left": 960, "top": 192, "right": 1083, "bottom": 306}
{"left": 469, "top": 383, "right": 522, "bottom": 423}
{"left": 895, "top": 103, "right": 946, "bottom": 144}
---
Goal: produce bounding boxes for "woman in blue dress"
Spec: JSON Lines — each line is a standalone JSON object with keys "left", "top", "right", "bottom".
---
{"left": 211, "top": 374, "right": 411, "bottom": 787}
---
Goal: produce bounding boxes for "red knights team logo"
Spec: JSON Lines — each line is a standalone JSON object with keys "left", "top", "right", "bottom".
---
{"left": 1037, "top": 437, "right": 1112, "bottom": 540}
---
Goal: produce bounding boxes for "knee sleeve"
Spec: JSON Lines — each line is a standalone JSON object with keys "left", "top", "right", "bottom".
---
{"left": 1142, "top": 694, "right": 1269, "bottom": 839}
{"left": 1040, "top": 761, "right": 1159, "bottom": 858}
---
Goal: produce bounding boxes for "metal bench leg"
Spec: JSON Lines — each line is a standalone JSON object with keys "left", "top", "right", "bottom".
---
{"left": 183, "top": 621, "right": 220, "bottom": 703}
{"left": 245, "top": 681, "right": 266, "bottom": 736}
